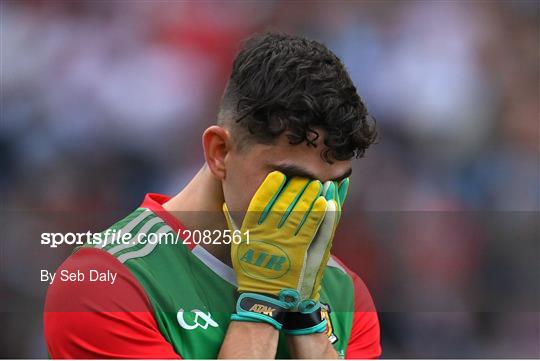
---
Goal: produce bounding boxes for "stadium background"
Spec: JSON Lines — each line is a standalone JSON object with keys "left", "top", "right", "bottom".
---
{"left": 1, "top": 0, "right": 538, "bottom": 358}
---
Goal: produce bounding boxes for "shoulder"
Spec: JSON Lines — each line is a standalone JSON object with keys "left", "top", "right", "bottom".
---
{"left": 45, "top": 247, "right": 150, "bottom": 311}
{"left": 96, "top": 207, "right": 171, "bottom": 255}
{"left": 326, "top": 255, "right": 376, "bottom": 313}
{"left": 44, "top": 247, "right": 179, "bottom": 358}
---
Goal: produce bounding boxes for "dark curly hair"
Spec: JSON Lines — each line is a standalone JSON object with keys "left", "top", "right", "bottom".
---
{"left": 218, "top": 32, "right": 377, "bottom": 162}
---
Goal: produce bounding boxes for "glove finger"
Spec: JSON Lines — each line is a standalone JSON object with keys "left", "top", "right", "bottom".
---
{"left": 266, "top": 177, "right": 310, "bottom": 228}
{"left": 285, "top": 180, "right": 322, "bottom": 230}
{"left": 244, "top": 171, "right": 287, "bottom": 226}
{"left": 322, "top": 181, "right": 336, "bottom": 201}
{"left": 309, "top": 199, "right": 338, "bottom": 300}
{"left": 338, "top": 178, "right": 349, "bottom": 207}
{"left": 332, "top": 181, "right": 342, "bottom": 221}
{"left": 299, "top": 199, "right": 337, "bottom": 300}
{"left": 295, "top": 196, "right": 326, "bottom": 241}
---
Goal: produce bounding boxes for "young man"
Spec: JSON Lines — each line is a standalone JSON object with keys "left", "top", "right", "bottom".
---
{"left": 44, "top": 32, "right": 380, "bottom": 359}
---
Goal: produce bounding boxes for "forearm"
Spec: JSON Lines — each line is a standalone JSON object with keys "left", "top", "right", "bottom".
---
{"left": 286, "top": 333, "right": 339, "bottom": 359}
{"left": 218, "top": 321, "right": 279, "bottom": 359}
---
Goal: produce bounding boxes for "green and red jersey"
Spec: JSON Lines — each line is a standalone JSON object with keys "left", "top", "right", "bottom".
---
{"left": 44, "top": 193, "right": 381, "bottom": 358}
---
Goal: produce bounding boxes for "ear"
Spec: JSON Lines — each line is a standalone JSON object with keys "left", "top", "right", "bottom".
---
{"left": 202, "top": 125, "right": 230, "bottom": 180}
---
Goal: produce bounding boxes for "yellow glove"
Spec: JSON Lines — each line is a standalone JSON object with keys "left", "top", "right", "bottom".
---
{"left": 283, "top": 178, "right": 349, "bottom": 335}
{"left": 223, "top": 171, "right": 327, "bottom": 329}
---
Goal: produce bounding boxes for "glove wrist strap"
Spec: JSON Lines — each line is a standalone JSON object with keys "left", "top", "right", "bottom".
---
{"left": 231, "top": 290, "right": 299, "bottom": 330}
{"left": 283, "top": 300, "right": 327, "bottom": 335}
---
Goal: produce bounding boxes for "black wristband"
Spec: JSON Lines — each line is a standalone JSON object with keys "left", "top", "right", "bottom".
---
{"left": 282, "top": 302, "right": 327, "bottom": 334}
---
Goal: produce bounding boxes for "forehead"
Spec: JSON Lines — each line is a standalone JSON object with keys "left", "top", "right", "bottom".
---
{"left": 245, "top": 132, "right": 352, "bottom": 183}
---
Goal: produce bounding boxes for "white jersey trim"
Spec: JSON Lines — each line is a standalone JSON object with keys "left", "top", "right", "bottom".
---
{"left": 118, "top": 224, "right": 172, "bottom": 263}
{"left": 327, "top": 256, "right": 347, "bottom": 274}
{"left": 191, "top": 245, "right": 237, "bottom": 286}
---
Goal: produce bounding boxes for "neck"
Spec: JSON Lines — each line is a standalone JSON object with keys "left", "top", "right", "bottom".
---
{"left": 163, "top": 164, "right": 231, "bottom": 265}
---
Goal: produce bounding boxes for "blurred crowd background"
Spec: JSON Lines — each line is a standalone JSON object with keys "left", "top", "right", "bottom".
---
{"left": 1, "top": 0, "right": 538, "bottom": 358}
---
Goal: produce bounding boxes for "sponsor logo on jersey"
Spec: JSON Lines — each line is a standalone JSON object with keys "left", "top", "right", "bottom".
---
{"left": 177, "top": 308, "right": 219, "bottom": 330}
{"left": 249, "top": 304, "right": 276, "bottom": 316}
{"left": 237, "top": 241, "right": 291, "bottom": 279}
{"left": 321, "top": 303, "right": 338, "bottom": 344}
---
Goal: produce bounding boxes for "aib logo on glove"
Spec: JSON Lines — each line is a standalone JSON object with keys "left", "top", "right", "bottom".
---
{"left": 237, "top": 241, "right": 290, "bottom": 279}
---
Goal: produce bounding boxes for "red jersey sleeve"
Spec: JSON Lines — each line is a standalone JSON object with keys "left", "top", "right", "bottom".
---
{"left": 44, "top": 247, "right": 181, "bottom": 359}
{"left": 332, "top": 256, "right": 382, "bottom": 359}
